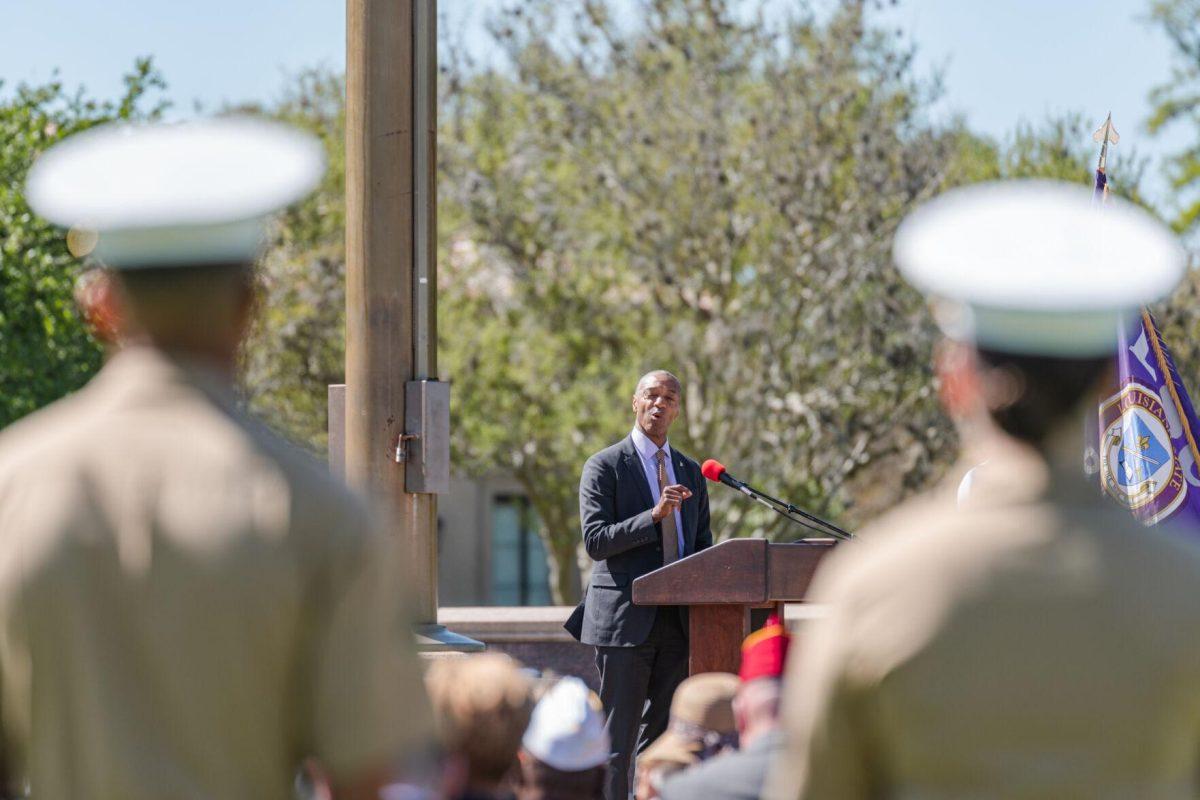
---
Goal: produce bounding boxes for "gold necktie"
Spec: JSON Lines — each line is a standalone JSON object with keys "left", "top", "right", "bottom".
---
{"left": 655, "top": 449, "right": 680, "bottom": 564}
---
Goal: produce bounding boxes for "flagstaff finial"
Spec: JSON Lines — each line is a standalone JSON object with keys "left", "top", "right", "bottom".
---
{"left": 1092, "top": 113, "right": 1119, "bottom": 203}
{"left": 1093, "top": 112, "right": 1120, "bottom": 173}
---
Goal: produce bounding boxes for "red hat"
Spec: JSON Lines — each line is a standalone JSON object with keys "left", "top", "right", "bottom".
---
{"left": 739, "top": 614, "right": 790, "bottom": 682}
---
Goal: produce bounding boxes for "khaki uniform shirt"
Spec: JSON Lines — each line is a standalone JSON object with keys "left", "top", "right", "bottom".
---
{"left": 767, "top": 438, "right": 1200, "bottom": 800}
{"left": 0, "top": 348, "right": 430, "bottom": 798}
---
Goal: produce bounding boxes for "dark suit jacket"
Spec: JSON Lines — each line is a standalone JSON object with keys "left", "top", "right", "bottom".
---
{"left": 564, "top": 434, "right": 712, "bottom": 647}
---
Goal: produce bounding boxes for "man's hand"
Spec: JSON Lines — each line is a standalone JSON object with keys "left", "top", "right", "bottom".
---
{"left": 652, "top": 484, "right": 692, "bottom": 522}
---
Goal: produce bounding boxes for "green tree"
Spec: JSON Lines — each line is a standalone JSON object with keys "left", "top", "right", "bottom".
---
{"left": 1145, "top": 0, "right": 1200, "bottom": 390}
{"left": 1149, "top": 0, "right": 1200, "bottom": 231}
{"left": 947, "top": 113, "right": 1149, "bottom": 203}
{"left": 440, "top": 0, "right": 962, "bottom": 600}
{"left": 239, "top": 69, "right": 347, "bottom": 452}
{"left": 0, "top": 59, "right": 167, "bottom": 427}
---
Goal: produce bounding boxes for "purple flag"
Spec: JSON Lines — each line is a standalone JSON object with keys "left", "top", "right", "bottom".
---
{"left": 1089, "top": 146, "right": 1200, "bottom": 530}
{"left": 1097, "top": 310, "right": 1200, "bottom": 528}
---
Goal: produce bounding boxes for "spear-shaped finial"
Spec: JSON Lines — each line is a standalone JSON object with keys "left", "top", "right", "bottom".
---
{"left": 1092, "top": 113, "right": 1119, "bottom": 202}
{"left": 1093, "top": 112, "right": 1120, "bottom": 173}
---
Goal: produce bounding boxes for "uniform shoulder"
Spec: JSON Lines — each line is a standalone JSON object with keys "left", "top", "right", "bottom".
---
{"left": 801, "top": 492, "right": 977, "bottom": 606}
{"left": 235, "top": 414, "right": 373, "bottom": 534}
{"left": 0, "top": 387, "right": 95, "bottom": 477}
{"left": 817, "top": 490, "right": 1200, "bottom": 615}
{"left": 1091, "top": 511, "right": 1200, "bottom": 594}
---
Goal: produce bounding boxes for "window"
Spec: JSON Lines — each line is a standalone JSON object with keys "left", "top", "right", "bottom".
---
{"left": 490, "top": 495, "right": 551, "bottom": 605}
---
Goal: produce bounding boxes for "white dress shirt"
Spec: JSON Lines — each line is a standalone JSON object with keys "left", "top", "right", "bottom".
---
{"left": 630, "top": 426, "right": 686, "bottom": 555}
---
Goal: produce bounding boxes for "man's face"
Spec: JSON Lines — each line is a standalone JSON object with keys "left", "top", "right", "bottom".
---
{"left": 633, "top": 374, "right": 681, "bottom": 442}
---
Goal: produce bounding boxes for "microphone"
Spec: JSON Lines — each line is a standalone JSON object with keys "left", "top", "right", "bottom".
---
{"left": 701, "top": 458, "right": 854, "bottom": 540}
{"left": 701, "top": 459, "right": 746, "bottom": 490}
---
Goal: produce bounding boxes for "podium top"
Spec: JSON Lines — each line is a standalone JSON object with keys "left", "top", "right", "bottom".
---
{"left": 632, "top": 538, "right": 837, "bottom": 606}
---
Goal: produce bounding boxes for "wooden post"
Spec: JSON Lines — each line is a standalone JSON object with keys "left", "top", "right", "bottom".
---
{"left": 344, "top": 0, "right": 479, "bottom": 650}
{"left": 689, "top": 605, "right": 751, "bottom": 674}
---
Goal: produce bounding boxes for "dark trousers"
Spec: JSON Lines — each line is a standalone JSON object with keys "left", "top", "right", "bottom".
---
{"left": 595, "top": 607, "right": 688, "bottom": 800}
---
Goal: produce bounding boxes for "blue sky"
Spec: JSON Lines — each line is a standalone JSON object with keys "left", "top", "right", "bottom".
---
{"left": 0, "top": 0, "right": 1189, "bottom": 207}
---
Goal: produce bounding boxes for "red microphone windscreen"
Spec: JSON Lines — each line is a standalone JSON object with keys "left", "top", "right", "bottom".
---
{"left": 701, "top": 459, "right": 726, "bottom": 483}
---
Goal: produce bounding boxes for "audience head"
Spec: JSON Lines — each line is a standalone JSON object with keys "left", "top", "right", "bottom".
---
{"left": 668, "top": 672, "right": 739, "bottom": 757}
{"left": 632, "top": 672, "right": 738, "bottom": 798}
{"left": 735, "top": 615, "right": 790, "bottom": 746}
{"left": 515, "top": 676, "right": 608, "bottom": 800}
{"left": 425, "top": 653, "right": 535, "bottom": 798}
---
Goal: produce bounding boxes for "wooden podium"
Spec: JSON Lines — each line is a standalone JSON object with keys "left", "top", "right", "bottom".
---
{"left": 632, "top": 538, "right": 837, "bottom": 674}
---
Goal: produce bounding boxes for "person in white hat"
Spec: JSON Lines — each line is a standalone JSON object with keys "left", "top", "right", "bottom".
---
{"left": 0, "top": 118, "right": 431, "bottom": 799}
{"left": 515, "top": 677, "right": 610, "bottom": 800}
{"left": 765, "top": 180, "right": 1200, "bottom": 799}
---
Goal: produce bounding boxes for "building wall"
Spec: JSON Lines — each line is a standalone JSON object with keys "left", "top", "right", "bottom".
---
{"left": 438, "top": 473, "right": 552, "bottom": 606}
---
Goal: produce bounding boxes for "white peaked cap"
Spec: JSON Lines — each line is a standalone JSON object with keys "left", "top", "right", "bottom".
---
{"left": 521, "top": 677, "right": 610, "bottom": 772}
{"left": 25, "top": 117, "right": 324, "bottom": 269}
{"left": 893, "top": 180, "right": 1186, "bottom": 356}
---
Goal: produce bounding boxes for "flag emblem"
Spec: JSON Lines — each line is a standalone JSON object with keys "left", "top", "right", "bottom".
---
{"left": 1099, "top": 382, "right": 1187, "bottom": 521}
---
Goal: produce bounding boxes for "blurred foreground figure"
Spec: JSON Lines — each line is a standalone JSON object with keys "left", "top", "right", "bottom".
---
{"left": 659, "top": 616, "right": 789, "bottom": 800}
{"left": 632, "top": 733, "right": 693, "bottom": 800}
{"left": 634, "top": 671, "right": 738, "bottom": 797}
{"left": 1, "top": 118, "right": 431, "bottom": 799}
{"left": 766, "top": 181, "right": 1200, "bottom": 799}
{"left": 515, "top": 676, "right": 608, "bottom": 800}
{"left": 425, "top": 654, "right": 535, "bottom": 799}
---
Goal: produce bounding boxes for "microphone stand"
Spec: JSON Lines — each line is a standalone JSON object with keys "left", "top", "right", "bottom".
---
{"left": 736, "top": 483, "right": 854, "bottom": 541}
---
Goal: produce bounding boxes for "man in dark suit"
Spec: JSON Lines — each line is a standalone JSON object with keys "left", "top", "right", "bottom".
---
{"left": 565, "top": 370, "right": 713, "bottom": 800}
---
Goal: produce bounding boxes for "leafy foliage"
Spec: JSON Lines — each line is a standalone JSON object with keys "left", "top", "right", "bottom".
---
{"left": 239, "top": 70, "right": 348, "bottom": 452}
{"left": 438, "top": 0, "right": 1007, "bottom": 599}
{"left": 1150, "top": 0, "right": 1200, "bottom": 231}
{"left": 0, "top": 59, "right": 166, "bottom": 428}
{"left": 241, "top": 0, "right": 1161, "bottom": 604}
{"left": 1145, "top": 1, "right": 1200, "bottom": 391}
{"left": 947, "top": 113, "right": 1149, "bottom": 201}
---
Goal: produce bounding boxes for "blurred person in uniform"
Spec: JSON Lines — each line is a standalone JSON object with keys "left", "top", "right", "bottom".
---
{"left": 765, "top": 180, "right": 1200, "bottom": 799}
{"left": 425, "top": 653, "right": 535, "bottom": 800}
{"left": 0, "top": 118, "right": 431, "bottom": 799}
{"left": 514, "top": 676, "right": 608, "bottom": 800}
{"left": 633, "top": 671, "right": 739, "bottom": 798}
{"left": 633, "top": 734, "right": 695, "bottom": 800}
{"left": 659, "top": 615, "right": 790, "bottom": 800}
{"left": 565, "top": 369, "right": 713, "bottom": 800}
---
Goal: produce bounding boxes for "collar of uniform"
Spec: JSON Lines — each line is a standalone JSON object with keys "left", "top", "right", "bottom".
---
{"left": 631, "top": 426, "right": 671, "bottom": 462}
{"left": 89, "top": 346, "right": 242, "bottom": 416}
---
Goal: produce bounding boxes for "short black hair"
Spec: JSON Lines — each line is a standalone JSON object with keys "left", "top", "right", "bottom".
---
{"left": 114, "top": 261, "right": 254, "bottom": 297}
{"left": 976, "top": 348, "right": 1112, "bottom": 446}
